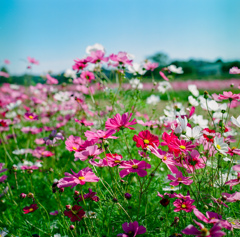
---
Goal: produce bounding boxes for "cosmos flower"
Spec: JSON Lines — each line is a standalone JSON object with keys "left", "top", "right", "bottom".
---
{"left": 133, "top": 130, "right": 159, "bottom": 150}
{"left": 167, "top": 171, "right": 193, "bottom": 186}
{"left": 105, "top": 112, "right": 137, "bottom": 131}
{"left": 173, "top": 198, "right": 196, "bottom": 213}
{"left": 117, "top": 221, "right": 146, "bottom": 236}
{"left": 57, "top": 167, "right": 99, "bottom": 188}
{"left": 27, "top": 57, "right": 39, "bottom": 65}
{"left": 23, "top": 204, "right": 39, "bottom": 214}
{"left": 119, "top": 159, "right": 151, "bottom": 178}
{"left": 64, "top": 205, "right": 85, "bottom": 222}
{"left": 74, "top": 145, "right": 103, "bottom": 161}
{"left": 24, "top": 112, "right": 38, "bottom": 121}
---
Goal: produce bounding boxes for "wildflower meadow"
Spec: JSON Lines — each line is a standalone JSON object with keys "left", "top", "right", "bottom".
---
{"left": 1, "top": 44, "right": 240, "bottom": 237}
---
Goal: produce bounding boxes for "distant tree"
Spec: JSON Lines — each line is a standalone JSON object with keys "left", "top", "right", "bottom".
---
{"left": 215, "top": 58, "right": 223, "bottom": 63}
{"left": 147, "top": 52, "right": 169, "bottom": 67}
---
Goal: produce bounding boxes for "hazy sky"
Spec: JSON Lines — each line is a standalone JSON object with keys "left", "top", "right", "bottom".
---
{"left": 0, "top": 0, "right": 239, "bottom": 75}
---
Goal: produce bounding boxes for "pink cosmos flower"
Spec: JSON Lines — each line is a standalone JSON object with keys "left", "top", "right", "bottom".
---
{"left": 4, "top": 59, "right": 10, "bottom": 64}
{"left": 64, "top": 205, "right": 85, "bottom": 222}
{"left": 226, "top": 147, "right": 240, "bottom": 156}
{"left": 182, "top": 220, "right": 226, "bottom": 237}
{"left": 193, "top": 209, "right": 232, "bottom": 230}
{"left": 27, "top": 57, "right": 39, "bottom": 65}
{"left": 86, "top": 50, "right": 108, "bottom": 64}
{"left": 23, "top": 204, "right": 39, "bottom": 214}
{"left": 109, "top": 52, "right": 133, "bottom": 67}
{"left": 144, "top": 62, "right": 159, "bottom": 71}
{"left": 167, "top": 171, "right": 193, "bottom": 186}
{"left": 105, "top": 112, "right": 137, "bottom": 131}
{"left": 212, "top": 197, "right": 229, "bottom": 208}
{"left": 137, "top": 120, "right": 158, "bottom": 128}
{"left": 84, "top": 129, "right": 118, "bottom": 142}
{"left": 173, "top": 198, "right": 196, "bottom": 212}
{"left": 117, "top": 221, "right": 146, "bottom": 236}
{"left": 89, "top": 158, "right": 108, "bottom": 167}
{"left": 21, "top": 127, "right": 42, "bottom": 134}
{"left": 24, "top": 112, "right": 38, "bottom": 121}
{"left": 74, "top": 145, "right": 103, "bottom": 161}
{"left": 32, "top": 147, "right": 54, "bottom": 158}
{"left": 149, "top": 145, "right": 180, "bottom": 173}
{"left": 46, "top": 74, "right": 58, "bottom": 85}
{"left": 21, "top": 165, "right": 39, "bottom": 170}
{"left": 225, "top": 173, "right": 240, "bottom": 190}
{"left": 222, "top": 192, "right": 240, "bottom": 202}
{"left": 0, "top": 71, "right": 10, "bottom": 78}
{"left": 104, "top": 153, "right": 123, "bottom": 167}
{"left": 229, "top": 66, "right": 240, "bottom": 74}
{"left": 159, "top": 71, "right": 169, "bottom": 81}
{"left": 0, "top": 163, "right": 7, "bottom": 183}
{"left": 65, "top": 135, "right": 85, "bottom": 152}
{"left": 74, "top": 118, "right": 94, "bottom": 126}
{"left": 169, "top": 138, "right": 196, "bottom": 156}
{"left": 80, "top": 71, "right": 95, "bottom": 82}
{"left": 50, "top": 210, "right": 59, "bottom": 216}
{"left": 218, "top": 91, "right": 240, "bottom": 101}
{"left": 119, "top": 159, "right": 151, "bottom": 178}
{"left": 133, "top": 130, "right": 159, "bottom": 150}
{"left": 57, "top": 167, "right": 99, "bottom": 188}
{"left": 72, "top": 58, "right": 88, "bottom": 72}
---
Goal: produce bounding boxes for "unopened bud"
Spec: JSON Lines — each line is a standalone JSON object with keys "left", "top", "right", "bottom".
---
{"left": 59, "top": 187, "right": 64, "bottom": 193}
{"left": 124, "top": 193, "right": 132, "bottom": 200}
{"left": 70, "top": 225, "right": 75, "bottom": 230}
{"left": 28, "top": 193, "right": 34, "bottom": 198}
{"left": 20, "top": 193, "right": 27, "bottom": 199}
{"left": 66, "top": 205, "right": 71, "bottom": 210}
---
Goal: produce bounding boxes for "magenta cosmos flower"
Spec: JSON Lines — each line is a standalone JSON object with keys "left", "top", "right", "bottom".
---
{"left": 193, "top": 209, "right": 232, "bottom": 231}
{"left": 24, "top": 112, "right": 38, "bottom": 121}
{"left": 109, "top": 52, "right": 133, "bottom": 67}
{"left": 57, "top": 167, "right": 99, "bottom": 188}
{"left": 222, "top": 191, "right": 240, "bottom": 202}
{"left": 105, "top": 112, "right": 137, "bottom": 131}
{"left": 64, "top": 205, "right": 85, "bottom": 222}
{"left": 167, "top": 171, "right": 193, "bottom": 186}
{"left": 119, "top": 159, "right": 151, "bottom": 178}
{"left": 225, "top": 172, "right": 240, "bottom": 190}
{"left": 117, "top": 221, "right": 146, "bottom": 237}
{"left": 133, "top": 130, "right": 159, "bottom": 150}
{"left": 74, "top": 118, "right": 94, "bottom": 126}
{"left": 72, "top": 58, "right": 88, "bottom": 72}
{"left": 46, "top": 74, "right": 58, "bottom": 84}
{"left": 182, "top": 220, "right": 226, "bottom": 237}
{"left": 159, "top": 71, "right": 169, "bottom": 81}
{"left": 86, "top": 50, "right": 108, "bottom": 64}
{"left": 104, "top": 153, "right": 123, "bottom": 167}
{"left": 23, "top": 204, "right": 38, "bottom": 214}
{"left": 80, "top": 71, "right": 95, "bottom": 82}
{"left": 169, "top": 138, "right": 196, "bottom": 156}
{"left": 77, "top": 188, "right": 99, "bottom": 202}
{"left": 74, "top": 145, "right": 103, "bottom": 161}
{"left": 0, "top": 163, "right": 7, "bottom": 183}
{"left": 84, "top": 129, "right": 118, "bottom": 143}
{"left": 173, "top": 198, "right": 196, "bottom": 213}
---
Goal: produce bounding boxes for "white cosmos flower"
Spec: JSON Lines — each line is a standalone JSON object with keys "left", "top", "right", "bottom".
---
{"left": 175, "top": 117, "right": 188, "bottom": 134}
{"left": 168, "top": 65, "right": 183, "bottom": 74}
{"left": 157, "top": 81, "right": 172, "bottom": 93}
{"left": 231, "top": 115, "right": 240, "bottom": 127}
{"left": 129, "top": 78, "right": 143, "bottom": 89}
{"left": 181, "top": 126, "right": 202, "bottom": 141}
{"left": 0, "top": 228, "right": 8, "bottom": 237}
{"left": 146, "top": 95, "right": 160, "bottom": 105}
{"left": 54, "top": 91, "right": 70, "bottom": 102}
{"left": 86, "top": 43, "right": 105, "bottom": 54}
{"left": 5, "top": 111, "right": 17, "bottom": 118}
{"left": 127, "top": 63, "right": 146, "bottom": 75}
{"left": 190, "top": 114, "right": 208, "bottom": 128}
{"left": 163, "top": 186, "right": 181, "bottom": 191}
{"left": 188, "top": 85, "right": 199, "bottom": 97}
{"left": 6, "top": 100, "right": 22, "bottom": 110}
{"left": 13, "top": 149, "right": 30, "bottom": 155}
{"left": 214, "top": 137, "right": 229, "bottom": 155}
{"left": 188, "top": 95, "right": 199, "bottom": 106}
{"left": 64, "top": 69, "right": 77, "bottom": 79}
{"left": 10, "top": 84, "right": 20, "bottom": 90}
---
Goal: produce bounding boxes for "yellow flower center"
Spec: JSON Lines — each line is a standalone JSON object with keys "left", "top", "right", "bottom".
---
{"left": 181, "top": 204, "right": 186, "bottom": 208}
{"left": 132, "top": 165, "right": 138, "bottom": 169}
{"left": 143, "top": 139, "right": 150, "bottom": 144}
{"left": 29, "top": 115, "right": 33, "bottom": 119}
{"left": 90, "top": 212, "right": 96, "bottom": 216}
{"left": 72, "top": 146, "right": 77, "bottom": 150}
{"left": 72, "top": 209, "right": 78, "bottom": 215}
{"left": 200, "top": 228, "right": 210, "bottom": 236}
{"left": 78, "top": 176, "right": 85, "bottom": 180}
{"left": 177, "top": 177, "right": 182, "bottom": 181}
{"left": 29, "top": 208, "right": 34, "bottom": 212}
{"left": 231, "top": 222, "right": 236, "bottom": 224}
{"left": 217, "top": 144, "right": 221, "bottom": 150}
{"left": 232, "top": 147, "right": 236, "bottom": 150}
{"left": 179, "top": 145, "right": 186, "bottom": 150}
{"left": 114, "top": 160, "right": 121, "bottom": 163}
{"left": 163, "top": 156, "right": 167, "bottom": 160}
{"left": 170, "top": 186, "right": 174, "bottom": 189}
{"left": 128, "top": 231, "right": 132, "bottom": 234}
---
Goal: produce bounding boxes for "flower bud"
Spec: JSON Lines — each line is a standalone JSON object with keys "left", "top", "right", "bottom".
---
{"left": 27, "top": 193, "right": 34, "bottom": 198}
{"left": 112, "top": 198, "right": 118, "bottom": 203}
{"left": 70, "top": 225, "right": 75, "bottom": 230}
{"left": 74, "top": 191, "right": 80, "bottom": 195}
{"left": 124, "top": 193, "right": 132, "bottom": 200}
{"left": 160, "top": 198, "right": 170, "bottom": 207}
{"left": 59, "top": 188, "right": 64, "bottom": 193}
{"left": 66, "top": 205, "right": 71, "bottom": 210}
{"left": 20, "top": 193, "right": 27, "bottom": 199}
{"left": 91, "top": 196, "right": 99, "bottom": 202}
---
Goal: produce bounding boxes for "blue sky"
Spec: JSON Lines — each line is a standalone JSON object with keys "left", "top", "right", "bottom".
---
{"left": 0, "top": 0, "right": 239, "bottom": 75}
